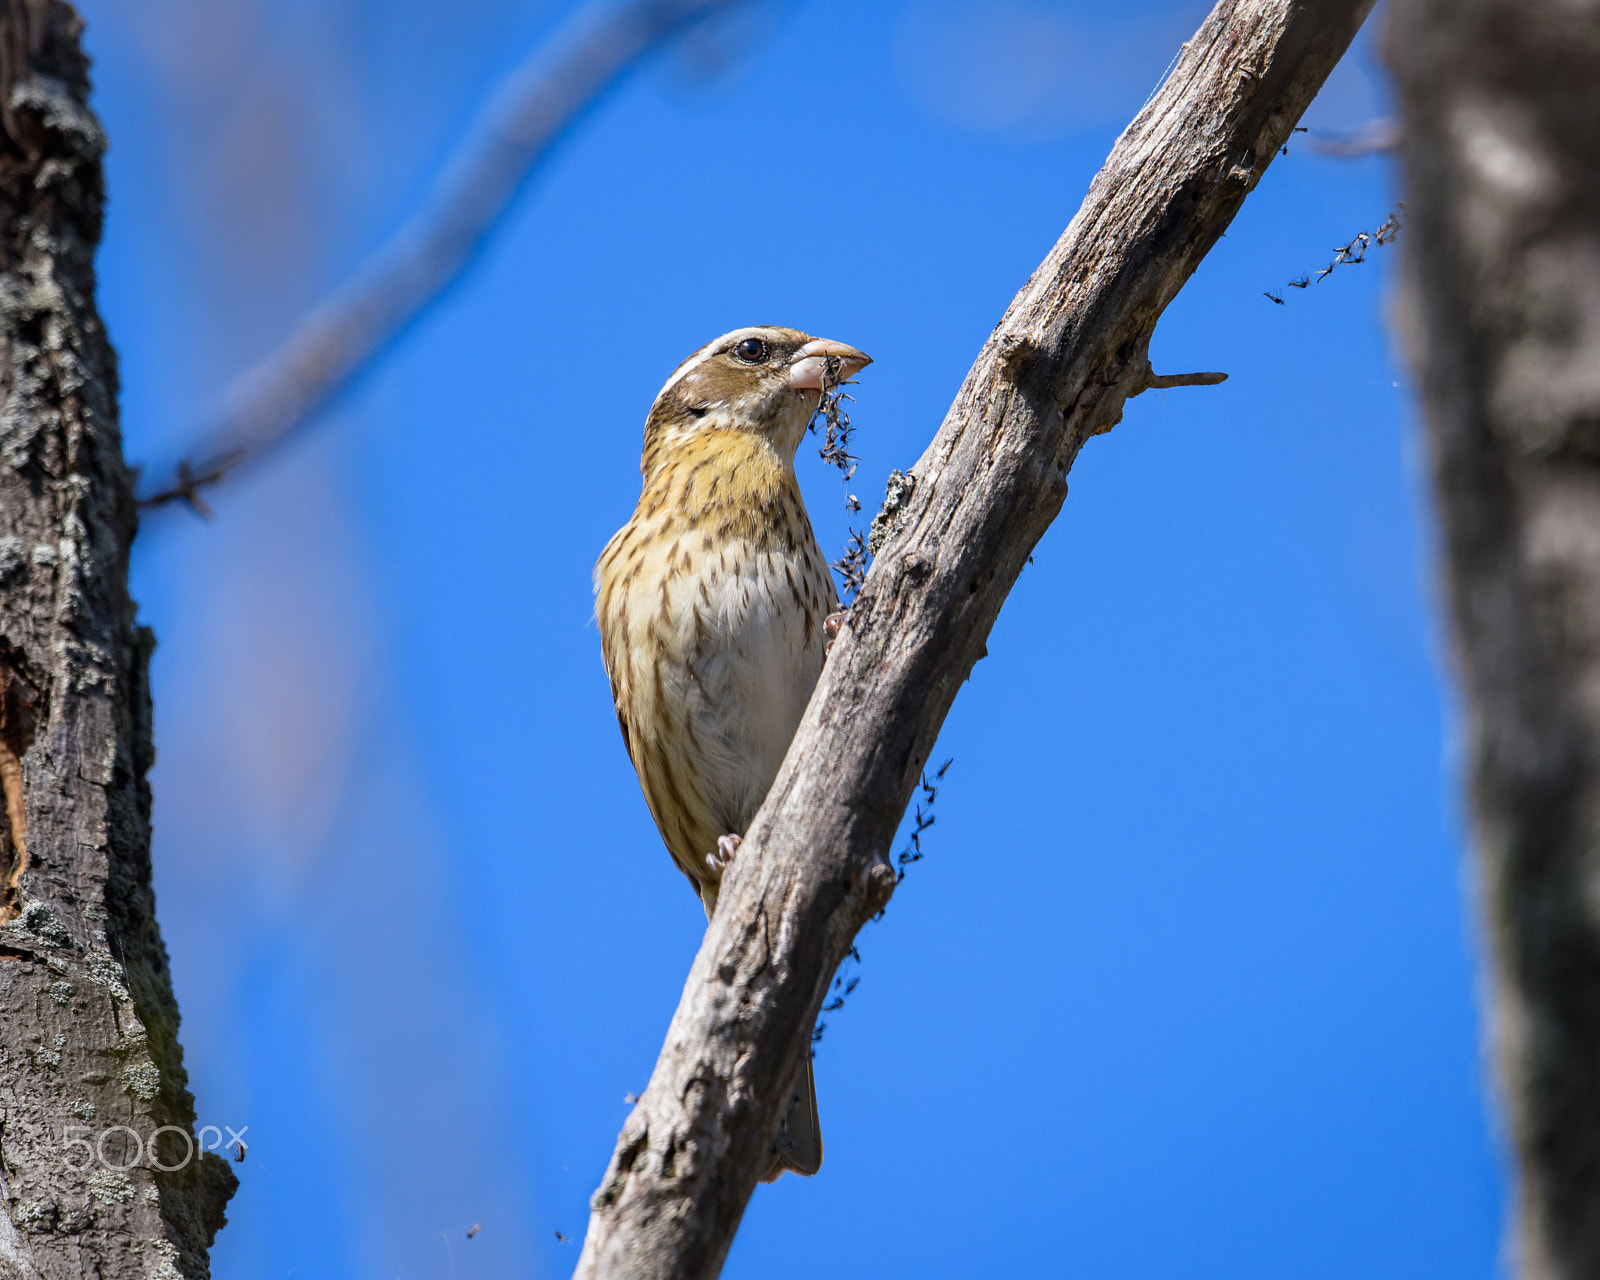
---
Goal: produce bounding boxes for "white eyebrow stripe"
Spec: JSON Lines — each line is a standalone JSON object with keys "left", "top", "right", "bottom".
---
{"left": 652, "top": 327, "right": 789, "bottom": 404}
{"left": 655, "top": 340, "right": 722, "bottom": 401}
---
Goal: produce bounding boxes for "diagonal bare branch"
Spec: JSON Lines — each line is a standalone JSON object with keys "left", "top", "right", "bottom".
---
{"left": 575, "top": 2, "right": 1375, "bottom": 1277}
{"left": 135, "top": 0, "right": 744, "bottom": 517}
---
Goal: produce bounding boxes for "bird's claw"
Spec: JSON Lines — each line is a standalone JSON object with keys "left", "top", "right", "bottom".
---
{"left": 707, "top": 833, "right": 742, "bottom": 878}
{"left": 824, "top": 611, "right": 845, "bottom": 654}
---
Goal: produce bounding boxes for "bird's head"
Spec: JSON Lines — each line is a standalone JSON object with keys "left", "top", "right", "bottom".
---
{"left": 640, "top": 326, "right": 871, "bottom": 476}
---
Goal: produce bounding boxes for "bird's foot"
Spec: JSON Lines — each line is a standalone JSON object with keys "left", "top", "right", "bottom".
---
{"left": 824, "top": 611, "right": 845, "bottom": 654}
{"left": 706, "top": 833, "right": 742, "bottom": 879}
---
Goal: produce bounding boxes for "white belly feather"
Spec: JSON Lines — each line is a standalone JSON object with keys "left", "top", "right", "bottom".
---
{"left": 665, "top": 539, "right": 826, "bottom": 836}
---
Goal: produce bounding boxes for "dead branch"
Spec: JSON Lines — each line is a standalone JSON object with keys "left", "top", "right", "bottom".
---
{"left": 1387, "top": 1, "right": 1600, "bottom": 1276}
{"left": 135, "top": 0, "right": 744, "bottom": 516}
{"left": 574, "top": 2, "right": 1374, "bottom": 1277}
{"left": 1141, "top": 368, "right": 1229, "bottom": 391}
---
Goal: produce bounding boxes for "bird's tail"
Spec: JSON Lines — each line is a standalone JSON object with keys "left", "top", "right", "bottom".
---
{"left": 759, "top": 1053, "right": 822, "bottom": 1181}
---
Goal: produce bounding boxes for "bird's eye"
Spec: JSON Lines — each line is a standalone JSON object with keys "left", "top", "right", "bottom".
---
{"left": 733, "top": 337, "right": 768, "bottom": 364}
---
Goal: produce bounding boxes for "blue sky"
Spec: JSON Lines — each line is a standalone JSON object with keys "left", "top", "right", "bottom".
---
{"left": 75, "top": 1, "right": 1503, "bottom": 1276}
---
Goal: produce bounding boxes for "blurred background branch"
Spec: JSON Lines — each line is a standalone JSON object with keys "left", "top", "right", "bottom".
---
{"left": 135, "top": 0, "right": 745, "bottom": 517}
{"left": 1309, "top": 116, "right": 1398, "bottom": 157}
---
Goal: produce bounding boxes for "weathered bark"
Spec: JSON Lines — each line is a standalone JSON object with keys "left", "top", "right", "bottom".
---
{"left": 0, "top": 3, "right": 235, "bottom": 1277}
{"left": 1386, "top": 3, "right": 1600, "bottom": 1277}
{"left": 576, "top": 2, "right": 1373, "bottom": 1276}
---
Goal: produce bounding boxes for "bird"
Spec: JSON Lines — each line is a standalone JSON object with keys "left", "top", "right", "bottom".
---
{"left": 594, "top": 325, "right": 871, "bottom": 1182}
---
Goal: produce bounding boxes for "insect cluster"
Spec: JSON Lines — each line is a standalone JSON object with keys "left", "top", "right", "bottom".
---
{"left": 810, "top": 759, "right": 954, "bottom": 1050}
{"left": 808, "top": 358, "right": 871, "bottom": 603}
{"left": 1264, "top": 205, "right": 1404, "bottom": 304}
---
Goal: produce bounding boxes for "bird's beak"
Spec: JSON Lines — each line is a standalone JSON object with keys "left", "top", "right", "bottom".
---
{"left": 788, "top": 338, "right": 872, "bottom": 391}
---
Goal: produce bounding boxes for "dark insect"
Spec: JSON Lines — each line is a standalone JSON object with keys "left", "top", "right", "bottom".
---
{"left": 896, "top": 762, "right": 953, "bottom": 881}
{"left": 467, "top": 1223, "right": 482, "bottom": 1239}
{"left": 555, "top": 1231, "right": 570, "bottom": 1243}
{"left": 812, "top": 383, "right": 859, "bottom": 486}
{"left": 808, "top": 359, "right": 867, "bottom": 610}
{"left": 831, "top": 529, "right": 869, "bottom": 604}
{"left": 233, "top": 1142, "right": 246, "bottom": 1164}
{"left": 1307, "top": 208, "right": 1404, "bottom": 286}
{"left": 1288, "top": 275, "right": 1310, "bottom": 289}
{"left": 1264, "top": 291, "right": 1286, "bottom": 305}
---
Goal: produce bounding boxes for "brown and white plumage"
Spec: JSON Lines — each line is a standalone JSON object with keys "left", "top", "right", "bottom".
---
{"left": 594, "top": 325, "right": 870, "bottom": 1180}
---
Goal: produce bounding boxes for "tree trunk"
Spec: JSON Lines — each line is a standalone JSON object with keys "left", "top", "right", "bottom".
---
{"left": 1386, "top": 3, "right": 1600, "bottom": 1277}
{"left": 0, "top": 3, "right": 235, "bottom": 1277}
{"left": 576, "top": 2, "right": 1373, "bottom": 1277}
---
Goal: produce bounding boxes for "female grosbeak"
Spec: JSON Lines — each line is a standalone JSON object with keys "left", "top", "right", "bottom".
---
{"left": 595, "top": 326, "right": 870, "bottom": 1180}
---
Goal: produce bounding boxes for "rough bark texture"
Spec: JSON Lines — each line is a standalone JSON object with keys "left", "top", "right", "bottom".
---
{"left": 1387, "top": 3, "right": 1600, "bottom": 1277}
{"left": 0, "top": 3, "right": 235, "bottom": 1277}
{"left": 576, "top": 2, "right": 1373, "bottom": 1276}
